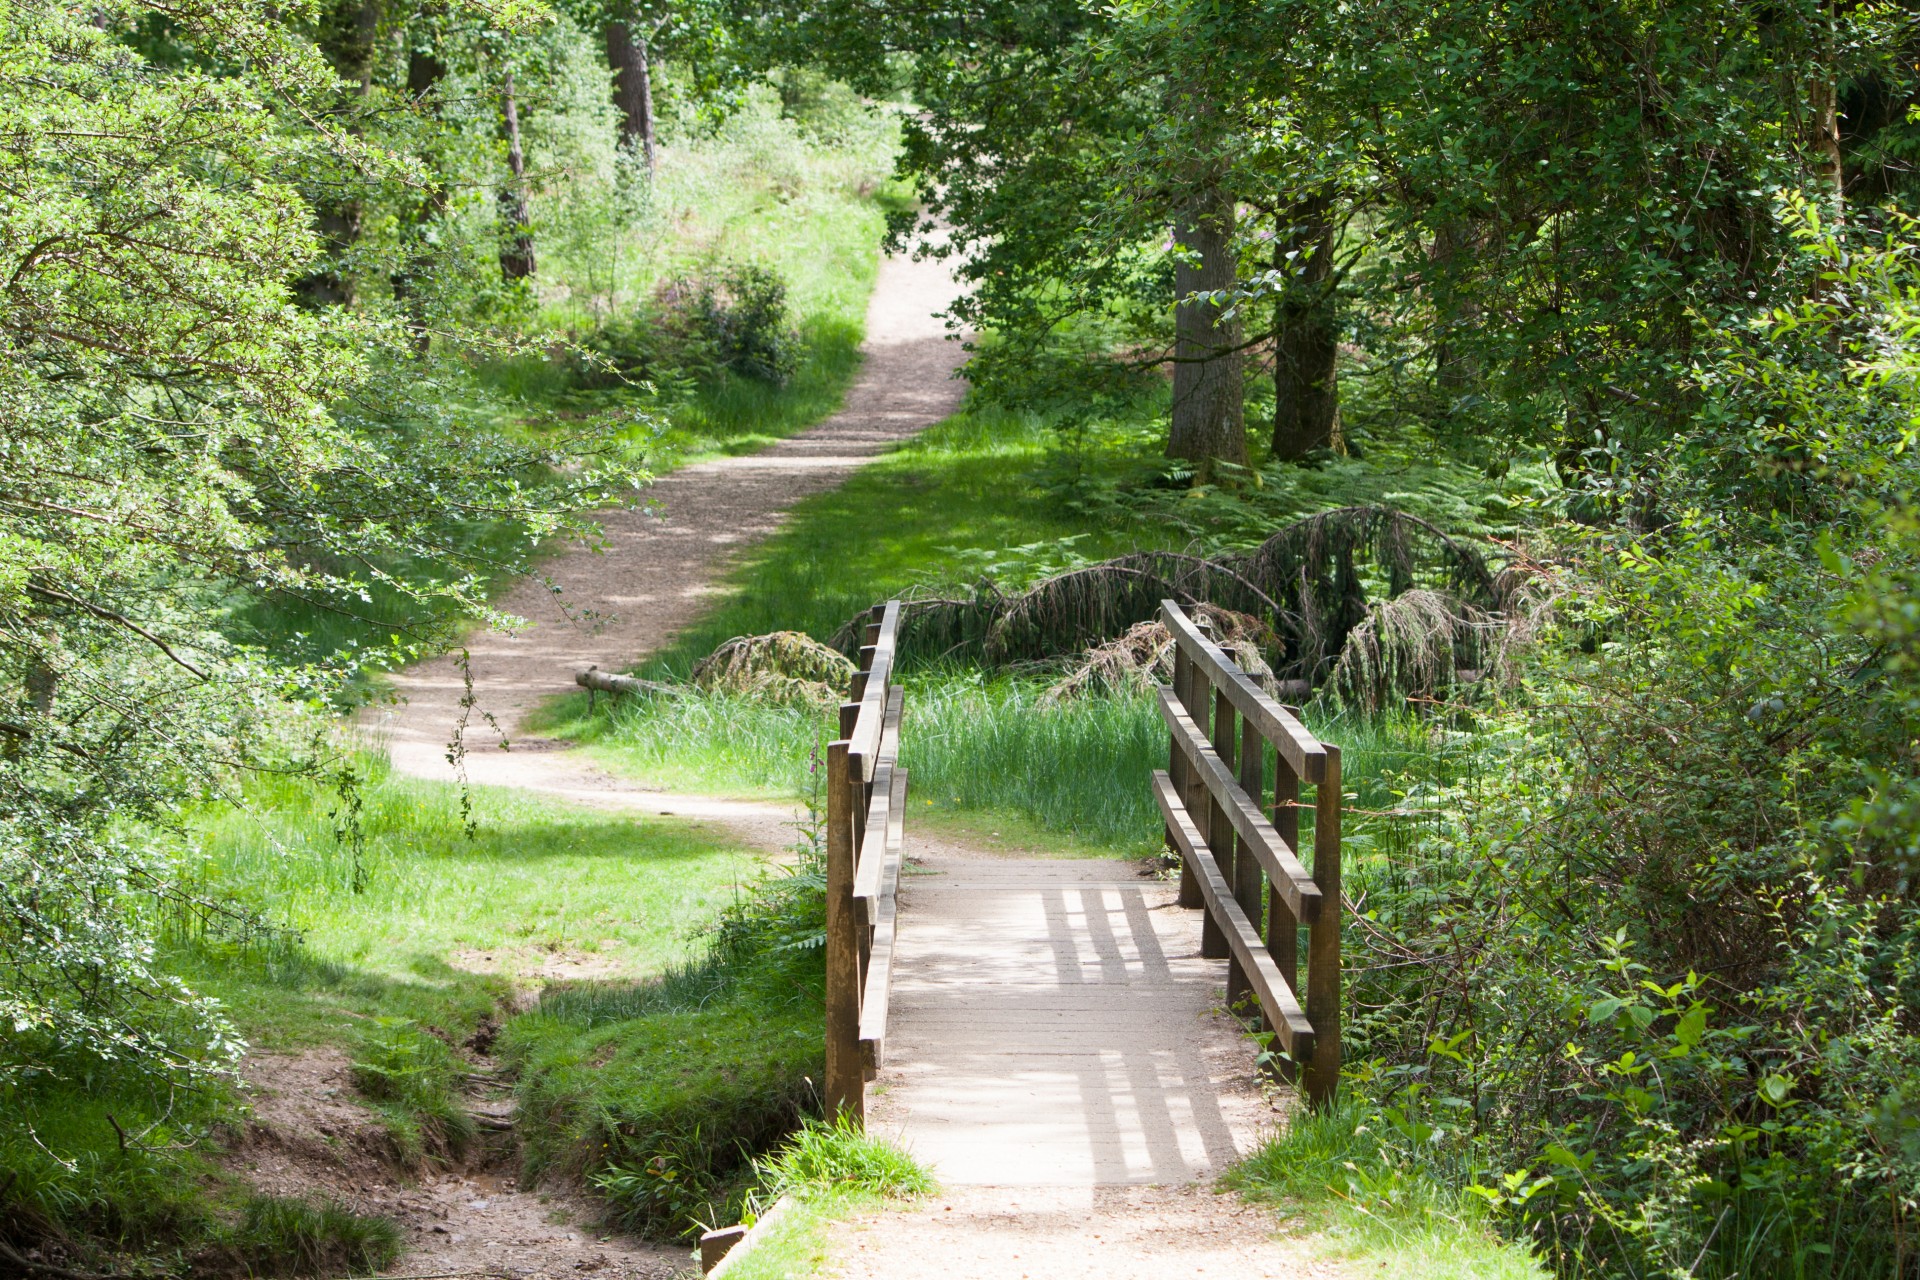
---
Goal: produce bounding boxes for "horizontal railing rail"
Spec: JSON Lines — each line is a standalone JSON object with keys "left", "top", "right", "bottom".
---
{"left": 825, "top": 602, "right": 907, "bottom": 1125}
{"left": 1154, "top": 599, "right": 1343, "bottom": 1105}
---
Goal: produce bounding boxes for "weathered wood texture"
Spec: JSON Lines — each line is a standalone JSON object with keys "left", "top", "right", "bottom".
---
{"left": 1154, "top": 600, "right": 1343, "bottom": 1106}
{"left": 867, "top": 854, "right": 1275, "bottom": 1186}
{"left": 826, "top": 602, "right": 908, "bottom": 1124}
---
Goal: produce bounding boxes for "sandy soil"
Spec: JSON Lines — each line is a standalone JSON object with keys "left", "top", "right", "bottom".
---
{"left": 826, "top": 1183, "right": 1347, "bottom": 1280}
{"left": 235, "top": 1050, "right": 686, "bottom": 1280}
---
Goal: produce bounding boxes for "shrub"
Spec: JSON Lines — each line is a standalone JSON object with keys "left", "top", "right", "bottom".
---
{"left": 1330, "top": 207, "right": 1920, "bottom": 1280}
{"left": 575, "top": 261, "right": 803, "bottom": 391}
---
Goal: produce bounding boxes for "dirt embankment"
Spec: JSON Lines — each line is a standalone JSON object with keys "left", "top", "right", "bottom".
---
{"left": 235, "top": 1049, "right": 682, "bottom": 1280}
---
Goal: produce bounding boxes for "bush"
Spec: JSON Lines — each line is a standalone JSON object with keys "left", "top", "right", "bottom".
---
{"left": 1330, "top": 208, "right": 1920, "bottom": 1280}
{"left": 575, "top": 261, "right": 803, "bottom": 391}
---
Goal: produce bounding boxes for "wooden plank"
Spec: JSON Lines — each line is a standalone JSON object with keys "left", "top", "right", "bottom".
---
{"left": 1269, "top": 752, "right": 1300, "bottom": 1017}
{"left": 1155, "top": 686, "right": 1322, "bottom": 925}
{"left": 1160, "top": 600, "right": 1326, "bottom": 783}
{"left": 1171, "top": 645, "right": 1202, "bottom": 911}
{"left": 1212, "top": 686, "right": 1247, "bottom": 1007}
{"left": 824, "top": 739, "right": 863, "bottom": 1124}
{"left": 1152, "top": 771, "right": 1315, "bottom": 1059}
{"left": 846, "top": 622, "right": 902, "bottom": 783}
{"left": 853, "top": 688, "right": 906, "bottom": 916}
{"left": 1181, "top": 655, "right": 1226, "bottom": 960}
{"left": 859, "top": 767, "right": 909, "bottom": 1067}
{"left": 1303, "top": 744, "right": 1342, "bottom": 1107}
{"left": 1237, "top": 715, "right": 1267, "bottom": 1024}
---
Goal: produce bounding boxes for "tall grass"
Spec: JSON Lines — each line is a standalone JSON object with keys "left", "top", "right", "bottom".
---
{"left": 902, "top": 677, "right": 1165, "bottom": 852}
{"left": 562, "top": 667, "right": 1449, "bottom": 863}
{"left": 180, "top": 764, "right": 759, "bottom": 1008}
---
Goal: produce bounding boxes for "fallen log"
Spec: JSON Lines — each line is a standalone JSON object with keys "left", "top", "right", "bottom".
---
{"left": 575, "top": 666, "right": 685, "bottom": 698}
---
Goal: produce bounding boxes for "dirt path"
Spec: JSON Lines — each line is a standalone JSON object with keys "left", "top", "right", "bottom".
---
{"left": 828, "top": 1185, "right": 1341, "bottom": 1280}
{"left": 262, "top": 240, "right": 967, "bottom": 1280}
{"left": 366, "top": 237, "right": 968, "bottom": 800}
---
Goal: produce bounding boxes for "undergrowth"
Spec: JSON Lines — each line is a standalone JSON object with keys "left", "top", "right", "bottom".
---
{"left": 503, "top": 819, "right": 832, "bottom": 1240}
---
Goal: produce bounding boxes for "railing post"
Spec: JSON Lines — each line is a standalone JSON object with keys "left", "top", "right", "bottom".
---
{"left": 1269, "top": 749, "right": 1300, "bottom": 1081}
{"left": 1181, "top": 659, "right": 1226, "bottom": 960}
{"left": 1171, "top": 645, "right": 1202, "bottom": 910}
{"left": 1212, "top": 686, "right": 1246, "bottom": 1004}
{"left": 1303, "top": 744, "right": 1342, "bottom": 1106}
{"left": 825, "top": 734, "right": 863, "bottom": 1125}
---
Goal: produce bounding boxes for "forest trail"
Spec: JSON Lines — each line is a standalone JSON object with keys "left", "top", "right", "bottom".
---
{"left": 346, "top": 239, "right": 1322, "bottom": 1279}
{"left": 365, "top": 232, "right": 968, "bottom": 816}
{"left": 306, "top": 240, "right": 972, "bottom": 1280}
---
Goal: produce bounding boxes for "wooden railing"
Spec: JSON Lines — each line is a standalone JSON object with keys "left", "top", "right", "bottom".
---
{"left": 1152, "top": 600, "right": 1344, "bottom": 1105}
{"left": 824, "top": 601, "right": 907, "bottom": 1125}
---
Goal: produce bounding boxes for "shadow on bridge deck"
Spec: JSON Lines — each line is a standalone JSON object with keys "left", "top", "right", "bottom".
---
{"left": 866, "top": 850, "right": 1280, "bottom": 1187}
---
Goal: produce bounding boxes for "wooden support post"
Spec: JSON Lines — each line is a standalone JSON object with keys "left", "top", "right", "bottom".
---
{"left": 1303, "top": 744, "right": 1341, "bottom": 1106}
{"left": 1171, "top": 647, "right": 1202, "bottom": 910}
{"left": 1237, "top": 716, "right": 1266, "bottom": 1022}
{"left": 1182, "top": 665, "right": 1226, "bottom": 959}
{"left": 1212, "top": 686, "right": 1245, "bottom": 1003}
{"left": 1268, "top": 750, "right": 1300, "bottom": 1081}
{"left": 824, "top": 736, "right": 863, "bottom": 1124}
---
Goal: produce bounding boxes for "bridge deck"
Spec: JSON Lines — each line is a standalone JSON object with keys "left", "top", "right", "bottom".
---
{"left": 867, "top": 847, "right": 1277, "bottom": 1186}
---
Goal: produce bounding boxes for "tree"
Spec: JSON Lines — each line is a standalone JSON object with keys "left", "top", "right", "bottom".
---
{"left": 0, "top": 0, "right": 629, "bottom": 1091}
{"left": 604, "top": 16, "right": 659, "bottom": 172}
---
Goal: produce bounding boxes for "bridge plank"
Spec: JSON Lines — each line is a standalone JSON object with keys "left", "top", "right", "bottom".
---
{"left": 858, "top": 766, "right": 908, "bottom": 1067}
{"left": 854, "top": 687, "right": 905, "bottom": 919}
{"left": 1153, "top": 771, "right": 1316, "bottom": 1060}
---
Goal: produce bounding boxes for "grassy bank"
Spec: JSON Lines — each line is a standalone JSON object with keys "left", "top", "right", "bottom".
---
{"left": 2, "top": 764, "right": 777, "bottom": 1267}
{"left": 1226, "top": 1099, "right": 1550, "bottom": 1280}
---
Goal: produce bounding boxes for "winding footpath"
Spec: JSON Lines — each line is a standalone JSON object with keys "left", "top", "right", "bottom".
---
{"left": 351, "top": 238, "right": 1338, "bottom": 1279}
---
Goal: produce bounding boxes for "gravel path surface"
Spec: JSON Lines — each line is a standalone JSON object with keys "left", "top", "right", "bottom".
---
{"left": 364, "top": 236, "right": 967, "bottom": 805}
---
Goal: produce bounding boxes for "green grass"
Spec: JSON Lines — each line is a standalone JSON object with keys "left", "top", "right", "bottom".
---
{"left": 708, "top": 1188, "right": 876, "bottom": 1280}
{"left": 503, "top": 852, "right": 832, "bottom": 1240}
{"left": 3, "top": 763, "right": 769, "bottom": 1267}
{"left": 177, "top": 762, "right": 763, "bottom": 1031}
{"left": 1224, "top": 1098, "right": 1551, "bottom": 1280}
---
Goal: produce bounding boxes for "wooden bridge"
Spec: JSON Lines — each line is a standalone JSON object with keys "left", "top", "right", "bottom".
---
{"left": 822, "top": 600, "right": 1344, "bottom": 1185}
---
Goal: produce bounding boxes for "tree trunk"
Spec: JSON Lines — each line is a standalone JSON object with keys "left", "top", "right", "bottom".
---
{"left": 392, "top": 44, "right": 449, "bottom": 354}
{"left": 498, "top": 70, "right": 537, "bottom": 282}
{"left": 1271, "top": 195, "right": 1338, "bottom": 461}
{"left": 1809, "top": 74, "right": 1846, "bottom": 221}
{"left": 292, "top": 0, "right": 382, "bottom": 308}
{"left": 1167, "top": 185, "right": 1247, "bottom": 478}
{"left": 605, "top": 20, "right": 657, "bottom": 176}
